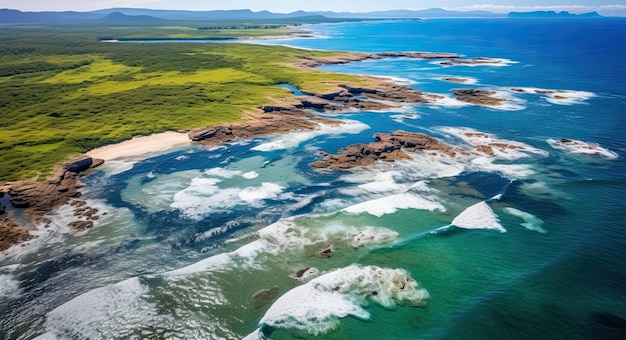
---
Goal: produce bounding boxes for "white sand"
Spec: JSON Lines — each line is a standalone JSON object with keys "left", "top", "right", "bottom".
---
{"left": 86, "top": 131, "right": 191, "bottom": 161}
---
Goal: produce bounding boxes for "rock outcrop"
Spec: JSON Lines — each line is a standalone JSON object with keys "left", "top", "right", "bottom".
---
{"left": 453, "top": 89, "right": 507, "bottom": 106}
{"left": 438, "top": 57, "right": 505, "bottom": 66}
{"left": 294, "top": 51, "right": 461, "bottom": 68}
{"left": 0, "top": 156, "right": 103, "bottom": 249}
{"left": 189, "top": 80, "right": 444, "bottom": 146}
{"left": 311, "top": 130, "right": 460, "bottom": 169}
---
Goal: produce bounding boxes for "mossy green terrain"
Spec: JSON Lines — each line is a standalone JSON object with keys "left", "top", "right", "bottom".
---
{"left": 0, "top": 25, "right": 369, "bottom": 182}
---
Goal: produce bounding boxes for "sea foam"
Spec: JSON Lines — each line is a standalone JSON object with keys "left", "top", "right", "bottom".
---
{"left": 512, "top": 87, "right": 595, "bottom": 105}
{"left": 38, "top": 277, "right": 152, "bottom": 340}
{"left": 343, "top": 192, "right": 444, "bottom": 217}
{"left": 247, "top": 265, "right": 429, "bottom": 338}
{"left": 168, "top": 217, "right": 399, "bottom": 277}
{"left": 504, "top": 207, "right": 546, "bottom": 233}
{"left": 170, "top": 172, "right": 288, "bottom": 219}
{"left": 440, "top": 127, "right": 548, "bottom": 160}
{"left": 0, "top": 272, "right": 21, "bottom": 300}
{"left": 547, "top": 138, "right": 619, "bottom": 159}
{"left": 451, "top": 201, "right": 505, "bottom": 232}
{"left": 252, "top": 119, "right": 369, "bottom": 152}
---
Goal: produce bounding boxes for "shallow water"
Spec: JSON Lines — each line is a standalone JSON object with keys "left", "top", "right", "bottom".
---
{"left": 1, "top": 18, "right": 626, "bottom": 339}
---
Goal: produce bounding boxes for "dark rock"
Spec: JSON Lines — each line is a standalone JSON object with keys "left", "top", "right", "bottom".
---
{"left": 261, "top": 104, "right": 294, "bottom": 112}
{"left": 299, "top": 96, "right": 332, "bottom": 109}
{"left": 68, "top": 220, "right": 94, "bottom": 231}
{"left": 311, "top": 130, "right": 462, "bottom": 169}
{"left": 294, "top": 267, "right": 320, "bottom": 279}
{"left": 318, "top": 244, "right": 335, "bottom": 257}
{"left": 251, "top": 286, "right": 280, "bottom": 309}
{"left": 188, "top": 126, "right": 234, "bottom": 142}
{"left": 91, "top": 158, "right": 105, "bottom": 168}
{"left": 64, "top": 156, "right": 93, "bottom": 173}
{"left": 453, "top": 89, "right": 507, "bottom": 106}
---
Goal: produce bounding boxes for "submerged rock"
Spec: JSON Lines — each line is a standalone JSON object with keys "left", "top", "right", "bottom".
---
{"left": 318, "top": 244, "right": 335, "bottom": 258}
{"left": 251, "top": 286, "right": 280, "bottom": 309}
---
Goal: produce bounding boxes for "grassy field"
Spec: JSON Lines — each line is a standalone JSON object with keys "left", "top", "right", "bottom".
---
{"left": 0, "top": 24, "right": 368, "bottom": 182}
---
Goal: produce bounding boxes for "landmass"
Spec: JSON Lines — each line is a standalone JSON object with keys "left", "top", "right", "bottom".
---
{"left": 0, "top": 24, "right": 521, "bottom": 251}
{"left": 508, "top": 11, "right": 602, "bottom": 18}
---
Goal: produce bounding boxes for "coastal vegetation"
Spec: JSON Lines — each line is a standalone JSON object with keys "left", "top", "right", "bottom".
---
{"left": 0, "top": 24, "right": 369, "bottom": 182}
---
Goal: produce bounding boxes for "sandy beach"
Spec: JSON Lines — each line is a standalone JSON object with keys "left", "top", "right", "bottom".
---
{"left": 86, "top": 131, "right": 191, "bottom": 161}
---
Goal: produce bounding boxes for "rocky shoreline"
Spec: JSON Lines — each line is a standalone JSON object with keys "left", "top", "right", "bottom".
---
{"left": 0, "top": 50, "right": 513, "bottom": 251}
{"left": 0, "top": 156, "right": 103, "bottom": 251}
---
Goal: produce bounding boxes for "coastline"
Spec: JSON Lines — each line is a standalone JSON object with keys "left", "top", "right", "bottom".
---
{"left": 0, "top": 50, "right": 519, "bottom": 252}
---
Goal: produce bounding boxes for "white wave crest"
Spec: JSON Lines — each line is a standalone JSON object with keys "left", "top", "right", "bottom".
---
{"left": 440, "top": 127, "right": 548, "bottom": 160}
{"left": 170, "top": 172, "right": 287, "bottom": 219}
{"left": 0, "top": 272, "right": 22, "bottom": 300}
{"left": 252, "top": 119, "right": 369, "bottom": 152}
{"left": 37, "top": 278, "right": 152, "bottom": 340}
{"left": 451, "top": 201, "right": 505, "bottom": 232}
{"left": 247, "top": 265, "right": 428, "bottom": 338}
{"left": 547, "top": 138, "right": 618, "bottom": 159}
{"left": 511, "top": 87, "right": 595, "bottom": 105}
{"left": 343, "top": 192, "right": 444, "bottom": 217}
{"left": 504, "top": 207, "right": 546, "bottom": 233}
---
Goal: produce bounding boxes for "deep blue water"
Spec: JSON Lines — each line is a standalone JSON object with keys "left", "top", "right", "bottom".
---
{"left": 1, "top": 18, "right": 626, "bottom": 340}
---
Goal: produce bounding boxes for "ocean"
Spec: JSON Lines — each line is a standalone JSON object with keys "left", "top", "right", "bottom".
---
{"left": 1, "top": 18, "right": 625, "bottom": 339}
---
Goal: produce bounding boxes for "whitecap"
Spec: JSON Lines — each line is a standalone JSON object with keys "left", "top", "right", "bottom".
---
{"left": 503, "top": 207, "right": 546, "bottom": 233}
{"left": 547, "top": 138, "right": 618, "bottom": 159}
{"left": 205, "top": 167, "right": 242, "bottom": 178}
{"left": 243, "top": 171, "right": 259, "bottom": 179}
{"left": 247, "top": 265, "right": 428, "bottom": 338}
{"left": 451, "top": 201, "right": 505, "bottom": 232}
{"left": 239, "top": 183, "right": 285, "bottom": 205}
{"left": 169, "top": 169, "right": 291, "bottom": 219}
{"left": 433, "top": 57, "right": 518, "bottom": 67}
{"left": 38, "top": 277, "right": 152, "bottom": 340}
{"left": 168, "top": 217, "right": 399, "bottom": 277}
{"left": 0, "top": 272, "right": 22, "bottom": 299}
{"left": 122, "top": 169, "right": 201, "bottom": 213}
{"left": 511, "top": 87, "right": 595, "bottom": 105}
{"left": 440, "top": 127, "right": 549, "bottom": 160}
{"left": 252, "top": 119, "right": 370, "bottom": 152}
{"left": 372, "top": 74, "right": 417, "bottom": 85}
{"left": 343, "top": 192, "right": 444, "bottom": 217}
{"left": 436, "top": 76, "right": 479, "bottom": 84}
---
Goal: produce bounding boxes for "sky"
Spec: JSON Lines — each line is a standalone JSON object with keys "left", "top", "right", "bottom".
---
{"left": 3, "top": 0, "right": 626, "bottom": 15}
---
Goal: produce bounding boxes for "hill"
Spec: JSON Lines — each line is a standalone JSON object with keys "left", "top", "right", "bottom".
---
{"left": 508, "top": 11, "right": 603, "bottom": 18}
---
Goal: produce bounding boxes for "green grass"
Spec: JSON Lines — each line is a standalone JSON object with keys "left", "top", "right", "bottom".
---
{"left": 0, "top": 25, "right": 371, "bottom": 182}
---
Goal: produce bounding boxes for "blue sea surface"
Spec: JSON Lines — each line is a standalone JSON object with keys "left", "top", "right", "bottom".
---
{"left": 1, "top": 18, "right": 625, "bottom": 339}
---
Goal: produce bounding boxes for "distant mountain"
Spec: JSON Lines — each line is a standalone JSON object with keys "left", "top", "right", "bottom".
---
{"left": 316, "top": 8, "right": 504, "bottom": 18}
{"left": 3, "top": 7, "right": 608, "bottom": 25}
{"left": 97, "top": 11, "right": 169, "bottom": 25}
{"left": 508, "top": 11, "right": 603, "bottom": 18}
{"left": 89, "top": 8, "right": 329, "bottom": 21}
{"left": 0, "top": 7, "right": 510, "bottom": 25}
{"left": 0, "top": 8, "right": 100, "bottom": 23}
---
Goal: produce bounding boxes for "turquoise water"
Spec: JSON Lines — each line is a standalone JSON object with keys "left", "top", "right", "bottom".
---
{"left": 1, "top": 19, "right": 625, "bottom": 339}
